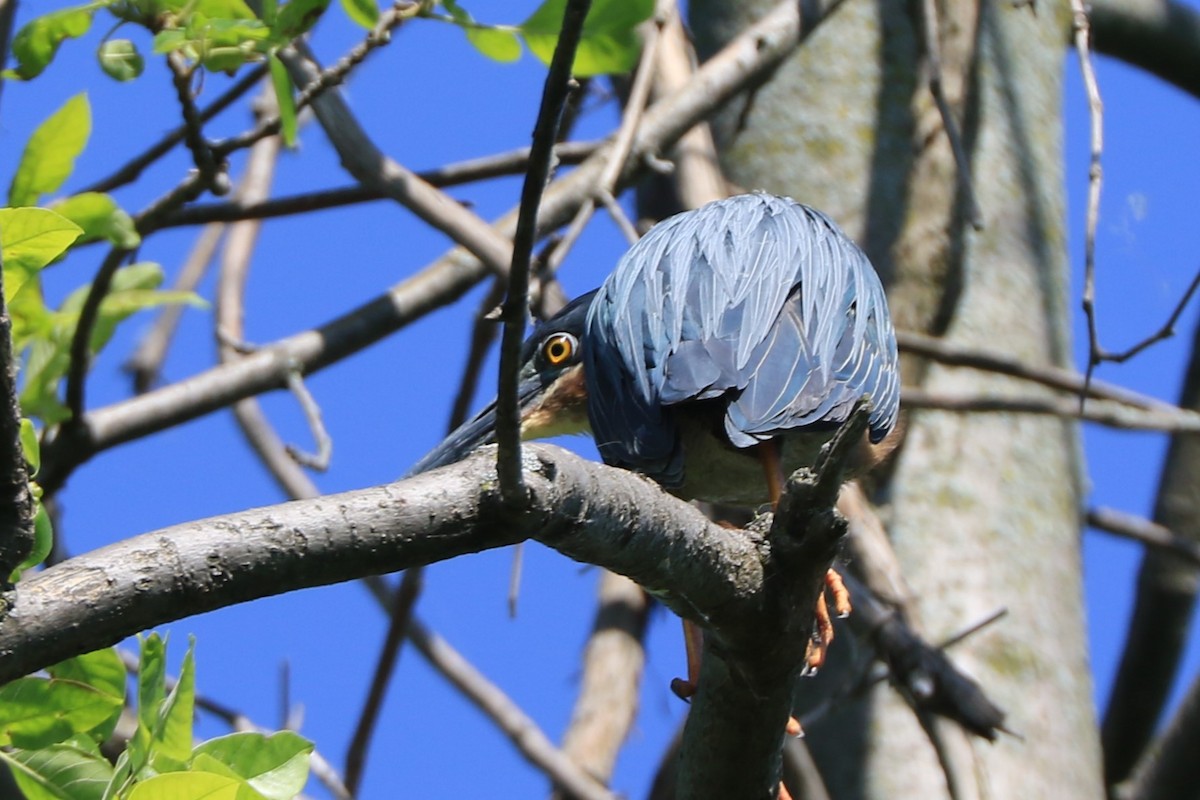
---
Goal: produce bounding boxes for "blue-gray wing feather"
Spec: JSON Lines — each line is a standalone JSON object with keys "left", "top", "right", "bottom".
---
{"left": 584, "top": 193, "right": 899, "bottom": 485}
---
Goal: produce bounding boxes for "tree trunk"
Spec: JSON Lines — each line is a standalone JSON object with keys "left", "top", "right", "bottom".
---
{"left": 689, "top": 0, "right": 1104, "bottom": 797}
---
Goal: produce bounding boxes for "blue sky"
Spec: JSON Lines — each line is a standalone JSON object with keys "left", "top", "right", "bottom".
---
{"left": 2, "top": 1, "right": 1199, "bottom": 797}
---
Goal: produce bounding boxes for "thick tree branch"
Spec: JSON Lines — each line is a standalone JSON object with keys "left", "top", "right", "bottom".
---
{"left": 1102, "top": 316, "right": 1200, "bottom": 787}
{"left": 0, "top": 230, "right": 35, "bottom": 588}
{"left": 1090, "top": 0, "right": 1200, "bottom": 101}
{"left": 552, "top": 570, "right": 649, "bottom": 798}
{"left": 0, "top": 446, "right": 754, "bottom": 684}
{"left": 1119, "top": 669, "right": 1200, "bottom": 800}
{"left": 0, "top": 440, "right": 852, "bottom": 798}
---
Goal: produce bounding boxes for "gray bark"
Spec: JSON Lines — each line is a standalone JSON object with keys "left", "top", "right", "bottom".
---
{"left": 690, "top": 0, "right": 1102, "bottom": 797}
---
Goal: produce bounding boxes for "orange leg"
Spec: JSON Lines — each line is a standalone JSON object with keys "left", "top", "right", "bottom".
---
{"left": 670, "top": 618, "right": 705, "bottom": 700}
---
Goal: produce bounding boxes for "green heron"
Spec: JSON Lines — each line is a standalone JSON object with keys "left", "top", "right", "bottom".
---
{"left": 411, "top": 191, "right": 899, "bottom": 690}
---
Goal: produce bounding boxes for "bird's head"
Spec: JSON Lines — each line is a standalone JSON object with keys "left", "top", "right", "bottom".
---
{"left": 406, "top": 290, "right": 597, "bottom": 476}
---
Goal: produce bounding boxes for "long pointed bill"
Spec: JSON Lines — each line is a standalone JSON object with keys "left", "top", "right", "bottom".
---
{"left": 405, "top": 376, "right": 549, "bottom": 477}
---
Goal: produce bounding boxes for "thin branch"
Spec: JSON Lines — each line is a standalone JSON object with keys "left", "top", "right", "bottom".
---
{"left": 1087, "top": 506, "right": 1200, "bottom": 568}
{"left": 80, "top": 65, "right": 268, "bottom": 195}
{"left": 278, "top": 42, "right": 515, "bottom": 277}
{"left": 901, "top": 388, "right": 1200, "bottom": 432}
{"left": 896, "top": 329, "right": 1180, "bottom": 412}
{"left": 213, "top": 2, "right": 419, "bottom": 158}
{"left": 157, "top": 141, "right": 601, "bottom": 230}
{"left": 125, "top": 222, "right": 226, "bottom": 393}
{"left": 407, "top": 617, "right": 617, "bottom": 800}
{"left": 165, "top": 52, "right": 225, "bottom": 193}
{"left": 1096, "top": 266, "right": 1200, "bottom": 365}
{"left": 212, "top": 99, "right": 324, "bottom": 501}
{"left": 544, "top": 5, "right": 665, "bottom": 277}
{"left": 63, "top": 248, "right": 128, "bottom": 422}
{"left": 282, "top": 369, "right": 332, "bottom": 470}
{"left": 497, "top": 0, "right": 592, "bottom": 502}
{"left": 916, "top": 0, "right": 981, "bottom": 228}
{"left": 344, "top": 568, "right": 424, "bottom": 796}
{"left": 1071, "top": 0, "right": 1106, "bottom": 398}
{"left": 0, "top": 0, "right": 16, "bottom": 118}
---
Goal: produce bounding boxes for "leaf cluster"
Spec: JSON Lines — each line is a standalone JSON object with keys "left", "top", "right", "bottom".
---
{"left": 2, "top": 94, "right": 203, "bottom": 577}
{"left": 0, "top": 636, "right": 314, "bottom": 800}
{"left": 437, "top": 0, "right": 655, "bottom": 77}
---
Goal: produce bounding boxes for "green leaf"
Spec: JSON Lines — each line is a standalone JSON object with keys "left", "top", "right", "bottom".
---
{"left": 19, "top": 419, "right": 40, "bottom": 473}
{"left": 98, "top": 38, "right": 145, "bottom": 81}
{"left": 10, "top": 500, "right": 54, "bottom": 580}
{"left": 8, "top": 6, "right": 96, "bottom": 80}
{"left": 273, "top": 0, "right": 332, "bottom": 40}
{"left": 18, "top": 263, "right": 202, "bottom": 425}
{"left": 521, "top": 0, "right": 653, "bottom": 77}
{"left": 129, "top": 634, "right": 168, "bottom": 774}
{"left": 339, "top": 0, "right": 378, "bottom": 29}
{"left": 48, "top": 649, "right": 126, "bottom": 701}
{"left": 126, "top": 771, "right": 251, "bottom": 800}
{"left": 151, "top": 637, "right": 196, "bottom": 769}
{"left": 0, "top": 207, "right": 83, "bottom": 299}
{"left": 467, "top": 27, "right": 522, "bottom": 63}
{"left": 2, "top": 736, "right": 113, "bottom": 800}
{"left": 191, "top": 732, "right": 313, "bottom": 800}
{"left": 160, "top": 0, "right": 257, "bottom": 18}
{"left": 9, "top": 93, "right": 92, "bottom": 208}
{"left": 0, "top": 678, "right": 124, "bottom": 749}
{"left": 52, "top": 193, "right": 141, "bottom": 248}
{"left": 267, "top": 55, "right": 298, "bottom": 147}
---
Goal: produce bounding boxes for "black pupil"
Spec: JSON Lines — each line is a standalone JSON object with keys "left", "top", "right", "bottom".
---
{"left": 548, "top": 337, "right": 569, "bottom": 361}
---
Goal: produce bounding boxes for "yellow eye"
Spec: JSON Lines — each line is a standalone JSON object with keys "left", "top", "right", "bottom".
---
{"left": 542, "top": 332, "right": 577, "bottom": 366}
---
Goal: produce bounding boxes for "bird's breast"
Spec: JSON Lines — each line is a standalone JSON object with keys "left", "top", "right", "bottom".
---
{"left": 666, "top": 412, "right": 835, "bottom": 507}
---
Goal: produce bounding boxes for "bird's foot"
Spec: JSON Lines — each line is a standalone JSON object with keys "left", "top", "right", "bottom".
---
{"left": 670, "top": 677, "right": 697, "bottom": 701}
{"left": 804, "top": 568, "right": 853, "bottom": 673}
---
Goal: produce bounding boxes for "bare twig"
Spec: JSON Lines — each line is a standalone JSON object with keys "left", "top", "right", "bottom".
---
{"left": 125, "top": 222, "right": 226, "bottom": 393}
{"left": 282, "top": 368, "right": 332, "bottom": 471}
{"left": 497, "top": 0, "right": 592, "bottom": 502}
{"left": 545, "top": 5, "right": 666, "bottom": 276}
{"left": 896, "top": 329, "right": 1180, "bottom": 412}
{"left": 651, "top": 7, "right": 726, "bottom": 209}
{"left": 63, "top": 248, "right": 128, "bottom": 422}
{"left": 158, "top": 141, "right": 601, "bottom": 230}
{"left": 213, "top": 97, "right": 326, "bottom": 500}
{"left": 344, "top": 568, "right": 424, "bottom": 796}
{"left": 0, "top": 0, "right": 16, "bottom": 118}
{"left": 407, "top": 618, "right": 617, "bottom": 800}
{"left": 81, "top": 65, "right": 268, "bottom": 195}
{"left": 279, "top": 43, "right": 515, "bottom": 278}
{"left": 1071, "top": 0, "right": 1106, "bottom": 398}
{"left": 165, "top": 52, "right": 224, "bottom": 193}
{"left": 213, "top": 2, "right": 419, "bottom": 158}
{"left": 901, "top": 387, "right": 1200, "bottom": 432}
{"left": 916, "top": 0, "right": 981, "bottom": 228}
{"left": 1088, "top": 506, "right": 1200, "bottom": 568}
